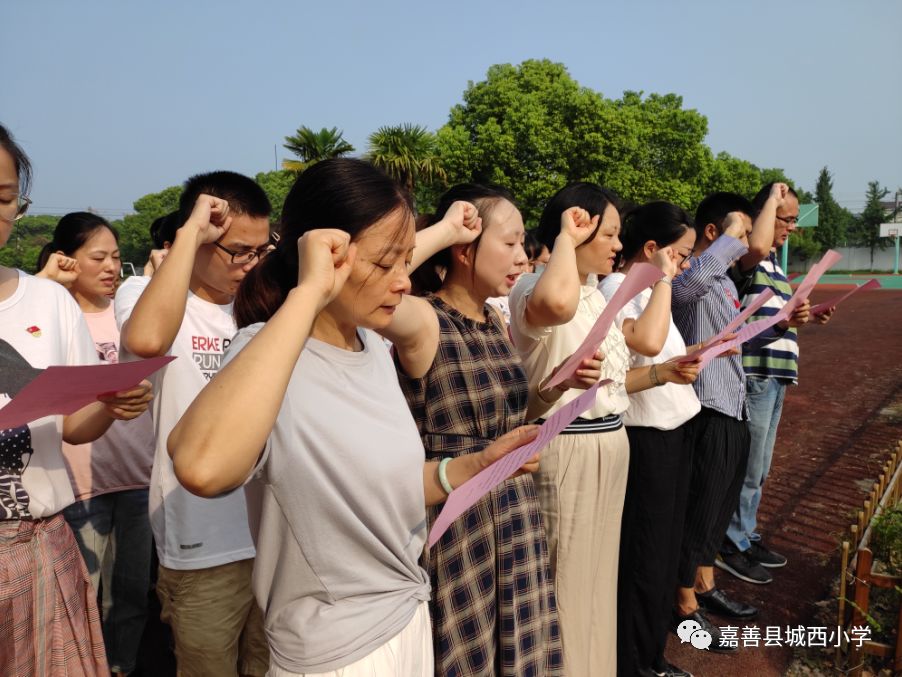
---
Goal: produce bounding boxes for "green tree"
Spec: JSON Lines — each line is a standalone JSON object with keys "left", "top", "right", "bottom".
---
{"left": 436, "top": 60, "right": 611, "bottom": 223}
{"left": 848, "top": 181, "right": 892, "bottom": 267}
{"left": 255, "top": 170, "right": 295, "bottom": 222}
{"left": 433, "top": 60, "right": 799, "bottom": 222}
{"left": 704, "top": 152, "right": 763, "bottom": 200}
{"left": 112, "top": 185, "right": 182, "bottom": 270}
{"left": 282, "top": 126, "right": 354, "bottom": 172}
{"left": 0, "top": 214, "right": 59, "bottom": 272}
{"left": 812, "top": 167, "right": 853, "bottom": 250}
{"left": 367, "top": 123, "right": 446, "bottom": 196}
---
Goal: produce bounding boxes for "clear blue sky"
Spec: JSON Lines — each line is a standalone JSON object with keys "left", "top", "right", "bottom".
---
{"left": 7, "top": 0, "right": 901, "bottom": 219}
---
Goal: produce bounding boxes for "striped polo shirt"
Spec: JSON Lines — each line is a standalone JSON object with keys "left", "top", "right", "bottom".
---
{"left": 741, "top": 251, "right": 799, "bottom": 384}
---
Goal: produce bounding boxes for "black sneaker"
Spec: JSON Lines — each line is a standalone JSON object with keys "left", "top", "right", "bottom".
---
{"left": 747, "top": 541, "right": 788, "bottom": 568}
{"left": 715, "top": 550, "right": 773, "bottom": 584}
{"left": 672, "top": 610, "right": 738, "bottom": 654}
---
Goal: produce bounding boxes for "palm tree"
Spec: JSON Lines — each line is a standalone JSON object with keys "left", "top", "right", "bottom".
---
{"left": 366, "top": 124, "right": 446, "bottom": 194}
{"left": 282, "top": 126, "right": 355, "bottom": 172}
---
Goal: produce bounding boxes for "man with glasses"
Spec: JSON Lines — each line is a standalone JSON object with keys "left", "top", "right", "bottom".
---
{"left": 718, "top": 182, "right": 828, "bottom": 587}
{"left": 116, "top": 171, "right": 272, "bottom": 677}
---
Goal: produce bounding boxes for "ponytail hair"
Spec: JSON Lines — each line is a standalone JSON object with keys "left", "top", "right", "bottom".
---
{"left": 617, "top": 201, "right": 693, "bottom": 268}
{"left": 36, "top": 211, "right": 117, "bottom": 270}
{"left": 413, "top": 183, "right": 517, "bottom": 295}
{"left": 234, "top": 158, "right": 413, "bottom": 328}
{"left": 536, "top": 182, "right": 620, "bottom": 252}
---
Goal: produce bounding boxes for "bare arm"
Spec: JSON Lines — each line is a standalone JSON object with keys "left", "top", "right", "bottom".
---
{"left": 383, "top": 201, "right": 481, "bottom": 379}
{"left": 738, "top": 183, "right": 788, "bottom": 271}
{"left": 62, "top": 381, "right": 153, "bottom": 444}
{"left": 422, "top": 426, "right": 539, "bottom": 506}
{"left": 526, "top": 208, "right": 597, "bottom": 327}
{"left": 169, "top": 230, "right": 356, "bottom": 497}
{"left": 625, "top": 358, "right": 699, "bottom": 394}
{"left": 619, "top": 249, "right": 679, "bottom": 356}
{"left": 120, "top": 196, "right": 231, "bottom": 358}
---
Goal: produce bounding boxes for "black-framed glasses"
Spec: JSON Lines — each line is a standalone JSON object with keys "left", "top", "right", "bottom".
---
{"left": 776, "top": 214, "right": 799, "bottom": 225}
{"left": 214, "top": 241, "right": 275, "bottom": 264}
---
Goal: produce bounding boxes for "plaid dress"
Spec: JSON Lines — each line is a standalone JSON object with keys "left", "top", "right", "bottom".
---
{"left": 397, "top": 296, "right": 563, "bottom": 677}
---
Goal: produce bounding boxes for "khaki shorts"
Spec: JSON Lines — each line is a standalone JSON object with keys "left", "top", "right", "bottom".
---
{"left": 157, "top": 558, "right": 269, "bottom": 677}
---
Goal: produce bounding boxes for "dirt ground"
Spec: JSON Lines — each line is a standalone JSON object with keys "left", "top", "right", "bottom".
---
{"left": 666, "top": 286, "right": 902, "bottom": 677}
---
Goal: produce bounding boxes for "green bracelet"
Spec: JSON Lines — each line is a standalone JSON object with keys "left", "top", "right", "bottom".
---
{"left": 438, "top": 457, "right": 454, "bottom": 494}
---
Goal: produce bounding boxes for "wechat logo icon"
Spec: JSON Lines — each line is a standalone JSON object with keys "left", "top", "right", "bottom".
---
{"left": 677, "top": 619, "right": 713, "bottom": 651}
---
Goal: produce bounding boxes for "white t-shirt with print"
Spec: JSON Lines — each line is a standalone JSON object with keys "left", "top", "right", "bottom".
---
{"left": 115, "top": 275, "right": 255, "bottom": 570}
{"left": 0, "top": 271, "right": 98, "bottom": 519}
{"left": 598, "top": 273, "right": 701, "bottom": 430}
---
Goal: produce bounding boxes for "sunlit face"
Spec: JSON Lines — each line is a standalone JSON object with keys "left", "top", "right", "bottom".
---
{"left": 330, "top": 208, "right": 415, "bottom": 330}
{"left": 0, "top": 147, "right": 19, "bottom": 249}
{"left": 774, "top": 194, "right": 799, "bottom": 247}
{"left": 577, "top": 203, "right": 622, "bottom": 276}
{"left": 193, "top": 212, "right": 271, "bottom": 300}
{"left": 471, "top": 199, "right": 528, "bottom": 298}
{"left": 71, "top": 227, "right": 121, "bottom": 300}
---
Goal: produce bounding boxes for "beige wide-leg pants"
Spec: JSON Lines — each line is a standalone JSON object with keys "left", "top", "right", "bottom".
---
{"left": 533, "top": 427, "right": 630, "bottom": 677}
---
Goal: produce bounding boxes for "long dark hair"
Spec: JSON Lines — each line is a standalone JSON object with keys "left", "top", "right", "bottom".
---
{"left": 36, "top": 212, "right": 118, "bottom": 270}
{"left": 0, "top": 124, "right": 32, "bottom": 197}
{"left": 617, "top": 201, "right": 693, "bottom": 267}
{"left": 535, "top": 182, "right": 620, "bottom": 252}
{"left": 234, "top": 158, "right": 413, "bottom": 328}
{"left": 412, "top": 183, "right": 517, "bottom": 294}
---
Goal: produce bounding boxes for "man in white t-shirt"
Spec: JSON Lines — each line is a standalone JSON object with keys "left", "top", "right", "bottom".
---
{"left": 117, "top": 171, "right": 273, "bottom": 677}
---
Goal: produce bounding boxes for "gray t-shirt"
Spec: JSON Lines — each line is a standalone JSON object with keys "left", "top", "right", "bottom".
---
{"left": 225, "top": 325, "right": 431, "bottom": 673}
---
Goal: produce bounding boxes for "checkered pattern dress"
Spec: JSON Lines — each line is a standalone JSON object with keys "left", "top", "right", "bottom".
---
{"left": 397, "top": 296, "right": 563, "bottom": 677}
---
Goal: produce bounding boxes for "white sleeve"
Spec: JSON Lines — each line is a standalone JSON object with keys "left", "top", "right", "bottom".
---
{"left": 509, "top": 273, "right": 553, "bottom": 346}
{"left": 113, "top": 276, "right": 151, "bottom": 331}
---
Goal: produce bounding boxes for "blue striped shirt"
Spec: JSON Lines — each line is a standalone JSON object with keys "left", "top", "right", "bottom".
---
{"left": 672, "top": 235, "right": 749, "bottom": 420}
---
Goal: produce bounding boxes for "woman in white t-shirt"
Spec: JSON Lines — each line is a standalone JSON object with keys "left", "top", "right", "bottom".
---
{"left": 36, "top": 212, "right": 154, "bottom": 676}
{"left": 508, "top": 183, "right": 699, "bottom": 677}
{"left": 597, "top": 201, "right": 703, "bottom": 677}
{"left": 167, "top": 158, "right": 542, "bottom": 677}
{"left": 0, "top": 125, "right": 152, "bottom": 676}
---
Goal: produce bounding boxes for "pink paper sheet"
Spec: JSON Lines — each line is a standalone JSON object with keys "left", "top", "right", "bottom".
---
{"left": 678, "top": 289, "right": 775, "bottom": 364}
{"left": 543, "top": 263, "right": 663, "bottom": 390}
{"left": 778, "top": 250, "right": 843, "bottom": 319}
{"left": 0, "top": 356, "right": 174, "bottom": 430}
{"left": 428, "top": 379, "right": 611, "bottom": 547}
{"left": 684, "top": 250, "right": 844, "bottom": 369}
{"left": 810, "top": 278, "right": 880, "bottom": 316}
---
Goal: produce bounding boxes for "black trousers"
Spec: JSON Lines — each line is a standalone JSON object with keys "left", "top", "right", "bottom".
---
{"left": 677, "top": 407, "right": 750, "bottom": 588}
{"left": 617, "top": 422, "right": 694, "bottom": 676}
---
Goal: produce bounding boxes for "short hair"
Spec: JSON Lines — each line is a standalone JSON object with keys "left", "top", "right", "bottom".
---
{"left": 751, "top": 182, "right": 799, "bottom": 215}
{"left": 524, "top": 229, "right": 542, "bottom": 261}
{"left": 536, "top": 182, "right": 620, "bottom": 252}
{"left": 619, "top": 201, "right": 693, "bottom": 266}
{"left": 177, "top": 171, "right": 272, "bottom": 228}
{"left": 694, "top": 192, "right": 754, "bottom": 238}
{"left": 149, "top": 210, "right": 180, "bottom": 248}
